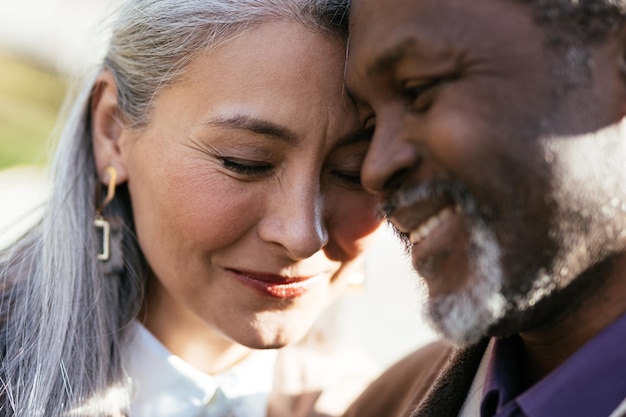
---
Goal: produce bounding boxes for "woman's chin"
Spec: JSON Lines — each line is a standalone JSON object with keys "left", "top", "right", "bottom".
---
{"left": 228, "top": 308, "right": 323, "bottom": 349}
{"left": 232, "top": 325, "right": 310, "bottom": 350}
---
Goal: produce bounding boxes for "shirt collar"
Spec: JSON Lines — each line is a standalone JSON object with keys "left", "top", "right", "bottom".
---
{"left": 123, "top": 322, "right": 277, "bottom": 417}
{"left": 481, "top": 311, "right": 626, "bottom": 417}
{"left": 480, "top": 334, "right": 526, "bottom": 416}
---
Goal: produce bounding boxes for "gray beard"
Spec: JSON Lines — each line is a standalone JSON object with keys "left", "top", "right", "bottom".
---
{"left": 423, "top": 220, "right": 506, "bottom": 346}
{"left": 421, "top": 126, "right": 626, "bottom": 346}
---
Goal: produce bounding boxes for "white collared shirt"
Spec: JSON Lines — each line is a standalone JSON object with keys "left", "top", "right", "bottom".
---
{"left": 458, "top": 339, "right": 495, "bottom": 417}
{"left": 123, "top": 322, "right": 277, "bottom": 417}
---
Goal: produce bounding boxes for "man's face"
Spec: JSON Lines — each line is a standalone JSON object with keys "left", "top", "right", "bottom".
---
{"left": 347, "top": 0, "right": 626, "bottom": 345}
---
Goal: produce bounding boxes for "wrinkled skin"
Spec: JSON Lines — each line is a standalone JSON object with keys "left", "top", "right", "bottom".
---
{"left": 93, "top": 20, "right": 382, "bottom": 374}
{"left": 346, "top": 0, "right": 626, "bottom": 374}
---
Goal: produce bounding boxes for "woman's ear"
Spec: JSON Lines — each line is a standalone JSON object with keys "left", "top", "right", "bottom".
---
{"left": 91, "top": 70, "right": 129, "bottom": 184}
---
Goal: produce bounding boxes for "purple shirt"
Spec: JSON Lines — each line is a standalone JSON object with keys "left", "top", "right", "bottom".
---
{"left": 480, "top": 312, "right": 626, "bottom": 417}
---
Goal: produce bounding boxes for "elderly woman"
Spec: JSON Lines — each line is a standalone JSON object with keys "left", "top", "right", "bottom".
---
{"left": 0, "top": 0, "right": 383, "bottom": 416}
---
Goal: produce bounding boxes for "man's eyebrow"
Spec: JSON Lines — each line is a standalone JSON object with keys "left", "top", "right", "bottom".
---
{"left": 367, "top": 39, "right": 415, "bottom": 78}
{"left": 202, "top": 114, "right": 297, "bottom": 143}
{"left": 345, "top": 39, "right": 417, "bottom": 107}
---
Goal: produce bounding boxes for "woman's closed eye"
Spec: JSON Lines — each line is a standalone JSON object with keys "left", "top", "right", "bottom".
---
{"left": 326, "top": 141, "right": 369, "bottom": 189}
{"left": 218, "top": 157, "right": 274, "bottom": 177}
{"left": 331, "top": 169, "right": 362, "bottom": 187}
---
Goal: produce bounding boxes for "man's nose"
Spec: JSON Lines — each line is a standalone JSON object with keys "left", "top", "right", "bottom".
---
{"left": 361, "top": 119, "right": 421, "bottom": 197}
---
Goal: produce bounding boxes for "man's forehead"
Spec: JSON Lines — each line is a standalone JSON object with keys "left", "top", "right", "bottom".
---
{"left": 349, "top": 0, "right": 536, "bottom": 35}
{"left": 347, "top": 0, "right": 543, "bottom": 65}
{"left": 348, "top": 0, "right": 454, "bottom": 57}
{"left": 346, "top": 0, "right": 463, "bottom": 75}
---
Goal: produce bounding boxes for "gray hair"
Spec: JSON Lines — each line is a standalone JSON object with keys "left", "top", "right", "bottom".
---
{"left": 522, "top": 0, "right": 625, "bottom": 42}
{"left": 513, "top": 0, "right": 626, "bottom": 92}
{"left": 0, "top": 0, "right": 350, "bottom": 415}
{"left": 107, "top": 0, "right": 351, "bottom": 126}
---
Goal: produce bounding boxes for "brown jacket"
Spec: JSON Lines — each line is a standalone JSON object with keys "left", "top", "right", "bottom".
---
{"left": 342, "top": 339, "right": 489, "bottom": 417}
{"left": 269, "top": 343, "right": 382, "bottom": 417}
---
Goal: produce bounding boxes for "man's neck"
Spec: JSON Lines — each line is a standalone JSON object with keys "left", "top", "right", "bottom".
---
{"left": 519, "top": 253, "right": 626, "bottom": 386}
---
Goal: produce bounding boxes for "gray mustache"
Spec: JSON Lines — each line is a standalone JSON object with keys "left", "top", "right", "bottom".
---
{"left": 380, "top": 178, "right": 477, "bottom": 218}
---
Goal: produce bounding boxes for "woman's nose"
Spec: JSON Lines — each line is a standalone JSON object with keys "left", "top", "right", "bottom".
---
{"left": 258, "top": 184, "right": 329, "bottom": 260}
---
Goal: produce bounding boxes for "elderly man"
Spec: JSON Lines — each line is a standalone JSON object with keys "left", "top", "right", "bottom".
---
{"left": 344, "top": 1, "right": 626, "bottom": 416}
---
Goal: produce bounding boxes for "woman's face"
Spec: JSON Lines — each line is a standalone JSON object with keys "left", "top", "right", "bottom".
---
{"left": 115, "top": 21, "right": 381, "bottom": 350}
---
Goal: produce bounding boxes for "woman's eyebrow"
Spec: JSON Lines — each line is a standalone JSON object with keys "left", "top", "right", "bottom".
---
{"left": 202, "top": 114, "right": 297, "bottom": 143}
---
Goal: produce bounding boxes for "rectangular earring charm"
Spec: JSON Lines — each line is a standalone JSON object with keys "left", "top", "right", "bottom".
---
{"left": 94, "top": 215, "right": 110, "bottom": 261}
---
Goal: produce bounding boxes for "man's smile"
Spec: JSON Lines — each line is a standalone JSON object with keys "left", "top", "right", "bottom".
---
{"left": 409, "top": 205, "right": 460, "bottom": 244}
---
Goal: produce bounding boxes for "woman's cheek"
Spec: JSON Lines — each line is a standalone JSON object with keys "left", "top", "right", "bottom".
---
{"left": 327, "top": 192, "right": 383, "bottom": 260}
{"left": 164, "top": 170, "right": 260, "bottom": 243}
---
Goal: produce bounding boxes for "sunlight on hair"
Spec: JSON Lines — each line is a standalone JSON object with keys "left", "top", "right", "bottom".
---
{"left": 68, "top": 381, "right": 131, "bottom": 417}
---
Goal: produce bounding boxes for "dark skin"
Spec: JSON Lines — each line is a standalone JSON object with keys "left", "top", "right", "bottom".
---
{"left": 520, "top": 255, "right": 626, "bottom": 385}
{"left": 346, "top": 0, "right": 626, "bottom": 390}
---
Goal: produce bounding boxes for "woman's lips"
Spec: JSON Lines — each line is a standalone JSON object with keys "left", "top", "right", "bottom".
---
{"left": 227, "top": 269, "right": 322, "bottom": 299}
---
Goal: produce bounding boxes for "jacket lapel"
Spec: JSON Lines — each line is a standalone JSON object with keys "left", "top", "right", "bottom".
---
{"left": 410, "top": 339, "right": 489, "bottom": 417}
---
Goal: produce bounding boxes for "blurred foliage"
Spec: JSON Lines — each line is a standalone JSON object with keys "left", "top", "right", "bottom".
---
{"left": 0, "top": 53, "right": 67, "bottom": 169}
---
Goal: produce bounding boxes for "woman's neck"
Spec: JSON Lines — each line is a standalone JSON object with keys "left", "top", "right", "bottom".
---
{"left": 140, "top": 284, "right": 252, "bottom": 375}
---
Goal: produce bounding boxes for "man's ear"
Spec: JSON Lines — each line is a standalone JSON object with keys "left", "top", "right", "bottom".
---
{"left": 91, "top": 70, "right": 129, "bottom": 185}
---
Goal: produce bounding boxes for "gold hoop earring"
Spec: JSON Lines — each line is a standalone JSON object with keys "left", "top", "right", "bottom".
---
{"left": 94, "top": 166, "right": 118, "bottom": 261}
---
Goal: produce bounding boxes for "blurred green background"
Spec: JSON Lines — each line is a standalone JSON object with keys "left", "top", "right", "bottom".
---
{"left": 0, "top": 53, "right": 67, "bottom": 169}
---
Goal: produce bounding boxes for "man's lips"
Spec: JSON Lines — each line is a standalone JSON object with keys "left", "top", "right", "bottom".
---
{"left": 388, "top": 193, "right": 455, "bottom": 232}
{"left": 408, "top": 205, "right": 461, "bottom": 244}
{"left": 382, "top": 179, "right": 465, "bottom": 236}
{"left": 227, "top": 269, "right": 323, "bottom": 299}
